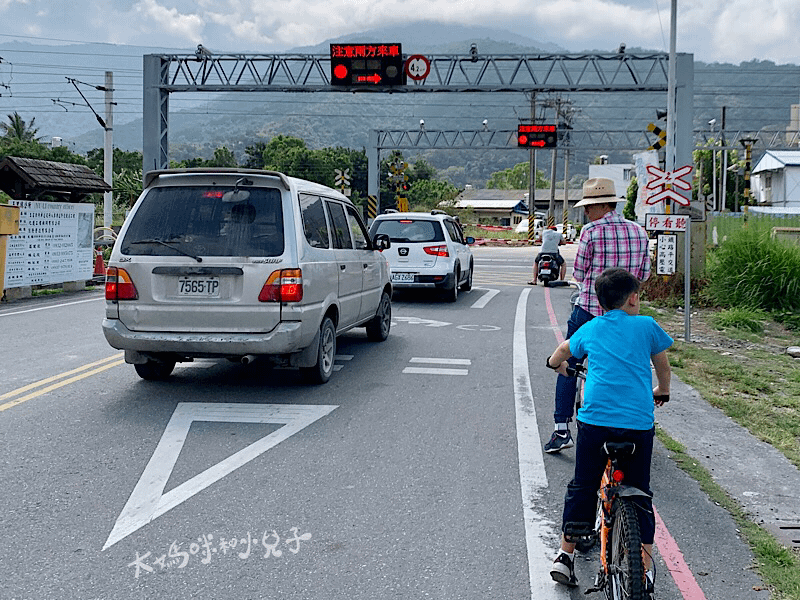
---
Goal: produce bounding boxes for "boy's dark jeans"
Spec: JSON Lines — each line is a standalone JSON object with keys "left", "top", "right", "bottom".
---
{"left": 562, "top": 421, "right": 656, "bottom": 544}
{"left": 553, "top": 305, "right": 594, "bottom": 423}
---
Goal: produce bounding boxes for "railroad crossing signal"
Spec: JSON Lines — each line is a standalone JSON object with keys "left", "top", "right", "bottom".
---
{"left": 647, "top": 122, "right": 667, "bottom": 150}
{"left": 330, "top": 43, "right": 406, "bottom": 86}
{"left": 334, "top": 168, "right": 351, "bottom": 197}
{"left": 517, "top": 124, "right": 558, "bottom": 148}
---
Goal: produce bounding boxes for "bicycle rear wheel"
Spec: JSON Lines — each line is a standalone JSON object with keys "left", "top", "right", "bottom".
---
{"left": 606, "top": 497, "right": 646, "bottom": 600}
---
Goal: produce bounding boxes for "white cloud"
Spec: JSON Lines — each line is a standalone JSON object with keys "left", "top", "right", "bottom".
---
{"left": 131, "top": 0, "right": 205, "bottom": 43}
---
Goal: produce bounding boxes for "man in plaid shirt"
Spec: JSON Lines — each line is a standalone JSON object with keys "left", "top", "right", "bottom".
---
{"left": 544, "top": 177, "right": 652, "bottom": 453}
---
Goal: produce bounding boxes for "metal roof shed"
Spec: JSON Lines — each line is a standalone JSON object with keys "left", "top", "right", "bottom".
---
{"left": 0, "top": 156, "right": 110, "bottom": 201}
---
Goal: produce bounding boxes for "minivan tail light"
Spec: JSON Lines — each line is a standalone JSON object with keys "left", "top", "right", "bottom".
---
{"left": 259, "top": 269, "right": 303, "bottom": 302}
{"left": 424, "top": 245, "right": 449, "bottom": 257}
{"left": 105, "top": 267, "right": 138, "bottom": 301}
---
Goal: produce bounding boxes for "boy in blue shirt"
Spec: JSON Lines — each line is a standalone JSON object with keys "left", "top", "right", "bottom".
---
{"left": 545, "top": 267, "right": 672, "bottom": 590}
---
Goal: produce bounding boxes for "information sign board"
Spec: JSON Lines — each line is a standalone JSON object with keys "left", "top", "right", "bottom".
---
{"left": 4, "top": 200, "right": 94, "bottom": 288}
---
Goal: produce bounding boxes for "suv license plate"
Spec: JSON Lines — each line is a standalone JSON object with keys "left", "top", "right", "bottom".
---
{"left": 391, "top": 272, "right": 415, "bottom": 283}
{"left": 177, "top": 277, "right": 220, "bottom": 297}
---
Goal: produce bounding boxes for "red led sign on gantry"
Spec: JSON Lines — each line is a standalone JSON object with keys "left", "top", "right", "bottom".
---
{"left": 330, "top": 43, "right": 406, "bottom": 86}
{"left": 517, "top": 124, "right": 558, "bottom": 148}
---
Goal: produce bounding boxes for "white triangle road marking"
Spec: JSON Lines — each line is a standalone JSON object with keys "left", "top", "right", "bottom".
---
{"left": 102, "top": 403, "right": 337, "bottom": 551}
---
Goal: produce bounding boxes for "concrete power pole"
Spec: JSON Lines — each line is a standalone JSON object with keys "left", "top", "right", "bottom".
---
{"left": 528, "top": 92, "right": 537, "bottom": 244}
{"left": 103, "top": 71, "right": 114, "bottom": 228}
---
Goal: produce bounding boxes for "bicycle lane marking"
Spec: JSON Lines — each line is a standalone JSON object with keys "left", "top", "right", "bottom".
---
{"left": 513, "top": 288, "right": 570, "bottom": 600}
{"left": 544, "top": 286, "right": 707, "bottom": 600}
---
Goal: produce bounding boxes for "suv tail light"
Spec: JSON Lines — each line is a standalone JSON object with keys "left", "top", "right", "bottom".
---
{"left": 105, "top": 267, "right": 138, "bottom": 301}
{"left": 259, "top": 269, "right": 303, "bottom": 302}
{"left": 424, "top": 245, "right": 449, "bottom": 257}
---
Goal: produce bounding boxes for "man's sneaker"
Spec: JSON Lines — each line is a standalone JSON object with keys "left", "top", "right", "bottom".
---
{"left": 645, "top": 570, "right": 655, "bottom": 595}
{"left": 550, "top": 552, "right": 578, "bottom": 587}
{"left": 544, "top": 429, "right": 574, "bottom": 453}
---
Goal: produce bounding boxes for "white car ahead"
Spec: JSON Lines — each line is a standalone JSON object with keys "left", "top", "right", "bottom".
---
{"left": 368, "top": 210, "right": 474, "bottom": 302}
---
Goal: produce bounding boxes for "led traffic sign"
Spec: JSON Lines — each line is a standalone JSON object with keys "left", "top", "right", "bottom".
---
{"left": 330, "top": 43, "right": 406, "bottom": 86}
{"left": 517, "top": 124, "right": 558, "bottom": 148}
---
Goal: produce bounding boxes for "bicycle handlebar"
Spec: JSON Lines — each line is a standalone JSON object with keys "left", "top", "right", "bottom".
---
{"left": 564, "top": 364, "right": 670, "bottom": 403}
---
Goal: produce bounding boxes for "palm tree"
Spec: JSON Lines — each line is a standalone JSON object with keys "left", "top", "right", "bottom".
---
{"left": 1, "top": 112, "right": 41, "bottom": 142}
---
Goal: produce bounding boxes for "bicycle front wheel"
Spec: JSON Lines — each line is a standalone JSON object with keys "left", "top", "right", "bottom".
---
{"left": 606, "top": 497, "right": 646, "bottom": 600}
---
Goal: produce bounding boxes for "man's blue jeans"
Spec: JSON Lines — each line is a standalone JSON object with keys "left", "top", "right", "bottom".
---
{"left": 554, "top": 305, "right": 594, "bottom": 424}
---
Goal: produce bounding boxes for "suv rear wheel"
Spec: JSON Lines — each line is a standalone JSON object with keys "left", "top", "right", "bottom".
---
{"left": 460, "top": 262, "right": 473, "bottom": 292}
{"left": 443, "top": 268, "right": 459, "bottom": 302}
{"left": 301, "top": 317, "right": 336, "bottom": 384}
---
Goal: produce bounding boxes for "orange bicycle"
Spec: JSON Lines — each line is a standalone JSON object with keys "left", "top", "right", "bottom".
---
{"left": 565, "top": 364, "right": 669, "bottom": 599}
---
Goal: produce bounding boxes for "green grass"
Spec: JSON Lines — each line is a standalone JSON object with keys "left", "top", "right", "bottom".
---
{"left": 656, "top": 429, "right": 800, "bottom": 599}
{"left": 709, "top": 307, "right": 767, "bottom": 334}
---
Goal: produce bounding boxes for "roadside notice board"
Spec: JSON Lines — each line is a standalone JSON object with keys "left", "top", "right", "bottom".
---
{"left": 656, "top": 234, "right": 677, "bottom": 275}
{"left": 3, "top": 200, "right": 94, "bottom": 288}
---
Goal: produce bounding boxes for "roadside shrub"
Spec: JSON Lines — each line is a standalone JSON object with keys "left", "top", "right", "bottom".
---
{"left": 708, "top": 307, "right": 766, "bottom": 334}
{"left": 706, "top": 227, "right": 800, "bottom": 314}
{"left": 640, "top": 274, "right": 712, "bottom": 308}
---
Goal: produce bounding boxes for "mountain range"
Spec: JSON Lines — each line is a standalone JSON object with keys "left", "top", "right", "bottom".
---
{"left": 2, "top": 23, "right": 799, "bottom": 187}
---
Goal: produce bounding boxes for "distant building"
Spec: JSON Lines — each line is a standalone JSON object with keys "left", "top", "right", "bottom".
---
{"left": 451, "top": 187, "right": 583, "bottom": 226}
{"left": 751, "top": 150, "right": 800, "bottom": 208}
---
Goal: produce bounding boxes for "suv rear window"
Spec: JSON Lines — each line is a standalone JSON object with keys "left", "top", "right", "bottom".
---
{"left": 120, "top": 186, "right": 284, "bottom": 257}
{"left": 370, "top": 219, "right": 444, "bottom": 243}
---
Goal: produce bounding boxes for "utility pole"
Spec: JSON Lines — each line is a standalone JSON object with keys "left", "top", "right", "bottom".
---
{"left": 561, "top": 105, "right": 575, "bottom": 232}
{"left": 528, "top": 92, "right": 537, "bottom": 244}
{"left": 103, "top": 71, "right": 114, "bottom": 228}
{"left": 544, "top": 96, "right": 564, "bottom": 227}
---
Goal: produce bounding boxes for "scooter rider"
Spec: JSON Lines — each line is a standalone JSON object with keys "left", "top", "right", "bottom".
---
{"left": 530, "top": 225, "right": 566, "bottom": 285}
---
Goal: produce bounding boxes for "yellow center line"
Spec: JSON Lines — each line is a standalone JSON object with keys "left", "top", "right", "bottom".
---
{"left": 0, "top": 353, "right": 125, "bottom": 412}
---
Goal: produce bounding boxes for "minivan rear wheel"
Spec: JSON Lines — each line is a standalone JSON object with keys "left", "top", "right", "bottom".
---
{"left": 301, "top": 317, "right": 336, "bottom": 384}
{"left": 366, "top": 292, "right": 391, "bottom": 342}
{"left": 134, "top": 359, "right": 176, "bottom": 381}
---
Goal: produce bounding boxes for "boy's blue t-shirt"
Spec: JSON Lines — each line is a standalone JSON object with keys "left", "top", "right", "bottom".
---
{"left": 569, "top": 310, "right": 673, "bottom": 430}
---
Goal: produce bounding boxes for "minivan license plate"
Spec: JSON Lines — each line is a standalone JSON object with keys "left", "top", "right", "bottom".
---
{"left": 177, "top": 277, "right": 220, "bottom": 297}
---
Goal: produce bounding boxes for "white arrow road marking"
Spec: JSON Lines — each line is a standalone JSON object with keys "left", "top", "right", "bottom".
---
{"left": 471, "top": 287, "right": 500, "bottom": 309}
{"left": 103, "top": 403, "right": 337, "bottom": 551}
{"left": 514, "top": 289, "right": 569, "bottom": 599}
{"left": 392, "top": 316, "right": 452, "bottom": 328}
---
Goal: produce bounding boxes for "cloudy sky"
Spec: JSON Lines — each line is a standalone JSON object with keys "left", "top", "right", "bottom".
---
{"left": 1, "top": 0, "right": 798, "bottom": 65}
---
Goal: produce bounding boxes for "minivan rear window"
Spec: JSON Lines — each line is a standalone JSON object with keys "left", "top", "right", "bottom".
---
{"left": 370, "top": 219, "right": 444, "bottom": 243}
{"left": 121, "top": 186, "right": 284, "bottom": 257}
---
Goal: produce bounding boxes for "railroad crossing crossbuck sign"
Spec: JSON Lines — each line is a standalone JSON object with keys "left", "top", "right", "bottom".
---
{"left": 334, "top": 168, "right": 351, "bottom": 197}
{"left": 644, "top": 164, "right": 693, "bottom": 206}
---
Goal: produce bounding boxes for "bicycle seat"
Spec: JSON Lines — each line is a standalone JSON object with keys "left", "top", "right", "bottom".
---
{"left": 603, "top": 441, "right": 636, "bottom": 458}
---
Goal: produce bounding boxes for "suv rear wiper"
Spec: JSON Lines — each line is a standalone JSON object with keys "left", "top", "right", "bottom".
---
{"left": 125, "top": 238, "right": 203, "bottom": 262}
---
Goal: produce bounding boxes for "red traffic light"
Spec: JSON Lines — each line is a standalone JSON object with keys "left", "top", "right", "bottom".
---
{"left": 333, "top": 64, "right": 349, "bottom": 80}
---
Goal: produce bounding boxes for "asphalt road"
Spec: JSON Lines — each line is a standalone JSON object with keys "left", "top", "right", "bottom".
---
{"left": 0, "top": 246, "right": 768, "bottom": 600}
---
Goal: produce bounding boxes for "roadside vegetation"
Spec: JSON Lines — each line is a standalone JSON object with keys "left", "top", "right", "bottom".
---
{"left": 642, "top": 213, "right": 800, "bottom": 599}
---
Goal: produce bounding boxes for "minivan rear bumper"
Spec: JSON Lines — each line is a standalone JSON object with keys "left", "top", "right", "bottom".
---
{"left": 102, "top": 318, "right": 306, "bottom": 357}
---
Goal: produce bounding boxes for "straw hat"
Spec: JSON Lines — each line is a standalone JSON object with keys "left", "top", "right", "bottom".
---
{"left": 575, "top": 177, "right": 618, "bottom": 207}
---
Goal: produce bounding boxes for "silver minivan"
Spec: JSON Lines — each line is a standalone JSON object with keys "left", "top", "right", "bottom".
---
{"left": 102, "top": 168, "right": 392, "bottom": 384}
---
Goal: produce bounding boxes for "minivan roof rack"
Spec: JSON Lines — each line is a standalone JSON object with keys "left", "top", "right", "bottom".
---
{"left": 384, "top": 208, "right": 398, "bottom": 213}
{"left": 430, "top": 209, "right": 447, "bottom": 215}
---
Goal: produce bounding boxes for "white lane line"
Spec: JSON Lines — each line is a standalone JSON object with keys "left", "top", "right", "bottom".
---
{"left": 402, "top": 367, "right": 469, "bottom": 376}
{"left": 409, "top": 357, "right": 471, "bottom": 365}
{"left": 0, "top": 296, "right": 103, "bottom": 317}
{"left": 513, "top": 288, "right": 568, "bottom": 599}
{"left": 471, "top": 287, "right": 500, "bottom": 309}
